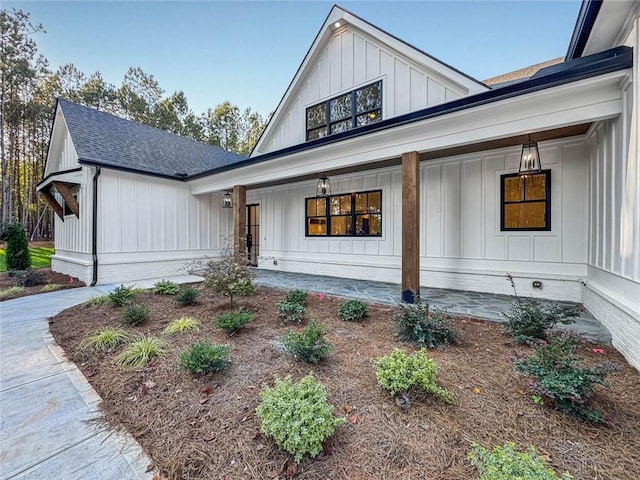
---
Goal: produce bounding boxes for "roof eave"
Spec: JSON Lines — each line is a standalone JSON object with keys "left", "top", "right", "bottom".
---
{"left": 566, "top": 0, "right": 603, "bottom": 60}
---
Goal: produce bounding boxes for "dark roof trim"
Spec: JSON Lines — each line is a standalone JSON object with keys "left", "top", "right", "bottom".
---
{"left": 566, "top": 0, "right": 603, "bottom": 60}
{"left": 36, "top": 166, "right": 83, "bottom": 189}
{"left": 190, "top": 46, "right": 631, "bottom": 181}
{"left": 78, "top": 158, "right": 188, "bottom": 182}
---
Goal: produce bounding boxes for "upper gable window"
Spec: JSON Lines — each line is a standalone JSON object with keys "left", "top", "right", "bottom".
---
{"left": 306, "top": 81, "right": 382, "bottom": 141}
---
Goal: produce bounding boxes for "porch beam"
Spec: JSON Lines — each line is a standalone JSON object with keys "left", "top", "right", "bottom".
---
{"left": 402, "top": 151, "right": 420, "bottom": 303}
{"left": 52, "top": 181, "right": 79, "bottom": 218}
{"left": 39, "top": 188, "right": 64, "bottom": 220}
{"left": 233, "top": 185, "right": 247, "bottom": 255}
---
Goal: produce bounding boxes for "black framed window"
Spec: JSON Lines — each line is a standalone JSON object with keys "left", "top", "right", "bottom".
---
{"left": 306, "top": 81, "right": 382, "bottom": 141}
{"left": 306, "top": 190, "right": 382, "bottom": 237}
{"left": 500, "top": 170, "right": 551, "bottom": 231}
{"left": 62, "top": 185, "right": 80, "bottom": 217}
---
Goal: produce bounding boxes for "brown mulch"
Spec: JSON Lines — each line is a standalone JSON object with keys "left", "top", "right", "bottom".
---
{"left": 48, "top": 285, "right": 640, "bottom": 480}
{"left": 0, "top": 268, "right": 84, "bottom": 301}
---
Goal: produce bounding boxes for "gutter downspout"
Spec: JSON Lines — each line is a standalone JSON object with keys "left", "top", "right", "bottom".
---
{"left": 90, "top": 166, "right": 101, "bottom": 286}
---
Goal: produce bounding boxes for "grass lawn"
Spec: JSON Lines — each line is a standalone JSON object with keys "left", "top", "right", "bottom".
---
{"left": 0, "top": 246, "right": 54, "bottom": 271}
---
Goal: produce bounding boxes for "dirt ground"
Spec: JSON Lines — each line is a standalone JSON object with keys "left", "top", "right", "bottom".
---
{"left": 0, "top": 268, "right": 84, "bottom": 301}
{"left": 48, "top": 284, "right": 640, "bottom": 480}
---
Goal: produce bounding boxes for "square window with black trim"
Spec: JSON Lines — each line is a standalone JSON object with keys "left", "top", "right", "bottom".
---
{"left": 500, "top": 170, "right": 550, "bottom": 231}
{"left": 306, "top": 190, "right": 382, "bottom": 237}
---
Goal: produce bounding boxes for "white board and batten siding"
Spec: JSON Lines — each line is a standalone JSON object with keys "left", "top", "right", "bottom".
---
{"left": 256, "top": 25, "right": 467, "bottom": 155}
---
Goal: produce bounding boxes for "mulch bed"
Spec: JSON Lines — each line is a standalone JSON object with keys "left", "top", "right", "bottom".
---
{"left": 48, "top": 285, "right": 640, "bottom": 480}
{"left": 0, "top": 268, "right": 84, "bottom": 301}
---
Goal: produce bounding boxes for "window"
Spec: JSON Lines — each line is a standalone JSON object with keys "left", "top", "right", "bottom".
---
{"left": 306, "top": 190, "right": 382, "bottom": 237}
{"left": 500, "top": 171, "right": 551, "bottom": 231}
{"left": 62, "top": 185, "right": 80, "bottom": 217}
{"left": 306, "top": 81, "right": 382, "bottom": 141}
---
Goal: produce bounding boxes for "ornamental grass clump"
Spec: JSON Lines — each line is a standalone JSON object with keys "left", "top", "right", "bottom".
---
{"left": 109, "top": 285, "right": 136, "bottom": 307}
{"left": 115, "top": 335, "right": 168, "bottom": 369}
{"left": 79, "top": 327, "right": 131, "bottom": 352}
{"left": 153, "top": 279, "right": 180, "bottom": 295}
{"left": 468, "top": 442, "right": 573, "bottom": 480}
{"left": 256, "top": 373, "right": 345, "bottom": 463}
{"left": 395, "top": 301, "right": 457, "bottom": 348}
{"left": 216, "top": 308, "right": 255, "bottom": 335}
{"left": 121, "top": 303, "right": 150, "bottom": 326}
{"left": 513, "top": 335, "right": 618, "bottom": 423}
{"left": 282, "top": 319, "right": 332, "bottom": 363}
{"left": 374, "top": 348, "right": 454, "bottom": 407}
{"left": 337, "top": 299, "right": 368, "bottom": 322}
{"left": 277, "top": 300, "right": 305, "bottom": 324}
{"left": 174, "top": 286, "right": 199, "bottom": 306}
{"left": 179, "top": 341, "right": 231, "bottom": 374}
{"left": 163, "top": 316, "right": 200, "bottom": 335}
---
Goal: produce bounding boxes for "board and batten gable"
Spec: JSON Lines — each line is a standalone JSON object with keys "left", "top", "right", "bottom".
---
{"left": 253, "top": 7, "right": 487, "bottom": 156}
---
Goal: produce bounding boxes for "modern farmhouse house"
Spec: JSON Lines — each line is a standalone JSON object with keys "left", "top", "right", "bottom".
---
{"left": 39, "top": 0, "right": 639, "bottom": 368}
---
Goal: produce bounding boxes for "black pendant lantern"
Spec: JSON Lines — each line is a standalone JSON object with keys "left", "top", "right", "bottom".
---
{"left": 316, "top": 175, "right": 331, "bottom": 197}
{"left": 222, "top": 190, "right": 233, "bottom": 208}
{"left": 519, "top": 135, "right": 542, "bottom": 175}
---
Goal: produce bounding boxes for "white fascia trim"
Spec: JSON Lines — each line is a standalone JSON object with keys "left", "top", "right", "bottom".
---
{"left": 190, "top": 70, "right": 628, "bottom": 195}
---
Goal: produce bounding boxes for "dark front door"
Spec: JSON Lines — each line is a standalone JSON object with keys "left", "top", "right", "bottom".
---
{"left": 247, "top": 204, "right": 260, "bottom": 266}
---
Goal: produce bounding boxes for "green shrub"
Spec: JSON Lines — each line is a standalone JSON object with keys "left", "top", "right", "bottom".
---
{"left": 232, "top": 278, "right": 255, "bottom": 297}
{"left": 513, "top": 335, "right": 618, "bottom": 423}
{"left": 256, "top": 373, "right": 345, "bottom": 463}
{"left": 282, "top": 319, "right": 332, "bottom": 363}
{"left": 395, "top": 301, "right": 457, "bottom": 348}
{"left": 374, "top": 348, "right": 454, "bottom": 405}
{"left": 0, "top": 286, "right": 25, "bottom": 298}
{"left": 2, "top": 222, "right": 30, "bottom": 271}
{"left": 121, "top": 303, "right": 150, "bottom": 326}
{"left": 109, "top": 284, "right": 136, "bottom": 307}
{"left": 216, "top": 308, "right": 255, "bottom": 334}
{"left": 285, "top": 289, "right": 308, "bottom": 306}
{"left": 115, "top": 336, "right": 168, "bottom": 369}
{"left": 9, "top": 269, "right": 46, "bottom": 287}
{"left": 277, "top": 300, "right": 305, "bottom": 324}
{"left": 153, "top": 279, "right": 180, "bottom": 295}
{"left": 202, "top": 242, "right": 253, "bottom": 306}
{"left": 79, "top": 327, "right": 131, "bottom": 352}
{"left": 163, "top": 316, "right": 200, "bottom": 335}
{"left": 179, "top": 341, "right": 231, "bottom": 374}
{"left": 337, "top": 299, "right": 368, "bottom": 322}
{"left": 468, "top": 442, "right": 573, "bottom": 480}
{"left": 174, "top": 286, "right": 199, "bottom": 306}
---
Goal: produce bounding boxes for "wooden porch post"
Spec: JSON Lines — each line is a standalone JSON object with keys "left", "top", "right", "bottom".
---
{"left": 402, "top": 151, "right": 420, "bottom": 303}
{"left": 233, "top": 185, "right": 247, "bottom": 255}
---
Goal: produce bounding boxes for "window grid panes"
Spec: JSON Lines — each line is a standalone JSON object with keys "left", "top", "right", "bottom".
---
{"left": 305, "top": 81, "right": 382, "bottom": 141}
{"left": 500, "top": 171, "right": 551, "bottom": 231}
{"left": 305, "top": 190, "right": 382, "bottom": 237}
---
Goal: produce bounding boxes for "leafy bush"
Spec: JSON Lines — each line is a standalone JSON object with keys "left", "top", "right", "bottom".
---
{"left": 2, "top": 222, "right": 30, "bottom": 271}
{"left": 232, "top": 278, "right": 255, "bottom": 297}
{"left": 282, "top": 319, "right": 332, "bottom": 363}
{"left": 121, "top": 303, "right": 150, "bottom": 326}
{"left": 337, "top": 299, "right": 368, "bottom": 322}
{"left": 179, "top": 341, "right": 231, "bottom": 374}
{"left": 468, "top": 442, "right": 573, "bottom": 480}
{"left": 115, "top": 336, "right": 168, "bottom": 369}
{"left": 285, "top": 289, "right": 308, "bottom": 306}
{"left": 216, "top": 308, "right": 255, "bottom": 334}
{"left": 79, "top": 327, "right": 131, "bottom": 352}
{"left": 277, "top": 300, "right": 305, "bottom": 324}
{"left": 0, "top": 286, "right": 25, "bottom": 298}
{"left": 513, "top": 335, "right": 618, "bottom": 423}
{"left": 153, "top": 279, "right": 180, "bottom": 295}
{"left": 109, "top": 284, "right": 136, "bottom": 307}
{"left": 163, "top": 316, "right": 200, "bottom": 335}
{"left": 502, "top": 273, "right": 580, "bottom": 343}
{"left": 174, "top": 286, "right": 199, "bottom": 306}
{"left": 374, "top": 348, "right": 454, "bottom": 405}
{"left": 9, "top": 269, "right": 47, "bottom": 287}
{"left": 395, "top": 301, "right": 457, "bottom": 348}
{"left": 202, "top": 240, "right": 253, "bottom": 306}
{"left": 256, "top": 373, "right": 345, "bottom": 463}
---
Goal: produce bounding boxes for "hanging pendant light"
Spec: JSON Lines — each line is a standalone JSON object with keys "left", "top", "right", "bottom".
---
{"left": 316, "top": 174, "right": 331, "bottom": 197}
{"left": 222, "top": 190, "right": 233, "bottom": 208}
{"left": 519, "top": 134, "right": 542, "bottom": 175}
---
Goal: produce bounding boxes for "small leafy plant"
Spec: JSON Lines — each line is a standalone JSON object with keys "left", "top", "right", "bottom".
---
{"left": 174, "top": 286, "right": 199, "bottom": 306}
{"left": 337, "top": 299, "right": 368, "bottom": 322}
{"left": 121, "top": 303, "right": 150, "bottom": 326}
{"left": 285, "top": 289, "right": 308, "bottom": 306}
{"left": 79, "top": 327, "right": 131, "bottom": 352}
{"left": 179, "top": 341, "right": 231, "bottom": 374}
{"left": 202, "top": 239, "right": 254, "bottom": 306}
{"left": 395, "top": 301, "right": 457, "bottom": 348}
{"left": 115, "top": 335, "right": 168, "bottom": 369}
{"left": 468, "top": 442, "right": 573, "bottom": 479}
{"left": 232, "top": 278, "right": 255, "bottom": 297}
{"left": 282, "top": 319, "right": 332, "bottom": 363}
{"left": 216, "top": 308, "right": 255, "bottom": 335}
{"left": 513, "top": 335, "right": 618, "bottom": 423}
{"left": 277, "top": 301, "right": 305, "bottom": 324}
{"left": 256, "top": 373, "right": 345, "bottom": 463}
{"left": 153, "top": 279, "right": 180, "bottom": 295}
{"left": 9, "top": 269, "right": 46, "bottom": 287}
{"left": 375, "top": 348, "right": 454, "bottom": 406}
{"left": 109, "top": 284, "right": 136, "bottom": 307}
{"left": 163, "top": 316, "right": 200, "bottom": 335}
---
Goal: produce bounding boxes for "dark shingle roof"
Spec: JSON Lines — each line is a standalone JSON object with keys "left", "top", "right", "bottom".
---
{"left": 58, "top": 98, "right": 246, "bottom": 179}
{"left": 483, "top": 57, "right": 564, "bottom": 88}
